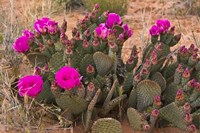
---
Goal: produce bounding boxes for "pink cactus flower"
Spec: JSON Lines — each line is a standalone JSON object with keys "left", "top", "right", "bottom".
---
{"left": 34, "top": 17, "right": 50, "bottom": 34}
{"left": 106, "top": 13, "right": 122, "bottom": 28}
{"left": 95, "top": 23, "right": 109, "bottom": 39}
{"left": 47, "top": 20, "right": 59, "bottom": 35}
{"left": 17, "top": 75, "right": 43, "bottom": 97}
{"left": 55, "top": 66, "right": 81, "bottom": 90}
{"left": 149, "top": 25, "right": 160, "bottom": 36}
{"left": 151, "top": 109, "right": 159, "bottom": 117}
{"left": 12, "top": 36, "right": 30, "bottom": 53}
{"left": 121, "top": 24, "right": 133, "bottom": 39}
{"left": 23, "top": 29, "right": 34, "bottom": 39}
{"left": 156, "top": 19, "right": 171, "bottom": 33}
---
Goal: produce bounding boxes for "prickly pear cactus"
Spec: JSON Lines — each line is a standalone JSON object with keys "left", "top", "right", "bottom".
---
{"left": 91, "top": 118, "right": 122, "bottom": 133}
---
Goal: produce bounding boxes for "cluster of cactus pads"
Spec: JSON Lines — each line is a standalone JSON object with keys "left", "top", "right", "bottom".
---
{"left": 13, "top": 4, "right": 200, "bottom": 133}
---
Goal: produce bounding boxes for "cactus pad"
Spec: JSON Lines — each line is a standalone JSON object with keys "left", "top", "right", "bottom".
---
{"left": 127, "top": 107, "right": 148, "bottom": 131}
{"left": 54, "top": 91, "right": 89, "bottom": 115}
{"left": 49, "top": 51, "right": 65, "bottom": 73}
{"left": 122, "top": 72, "right": 133, "bottom": 93}
{"left": 27, "top": 52, "right": 47, "bottom": 67}
{"left": 93, "top": 52, "right": 114, "bottom": 76}
{"left": 92, "top": 118, "right": 122, "bottom": 133}
{"left": 150, "top": 72, "right": 166, "bottom": 92}
{"left": 137, "top": 80, "right": 161, "bottom": 111}
{"left": 159, "top": 102, "right": 187, "bottom": 130}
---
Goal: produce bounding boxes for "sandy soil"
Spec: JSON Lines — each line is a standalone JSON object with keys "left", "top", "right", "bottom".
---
{"left": 0, "top": 0, "right": 200, "bottom": 132}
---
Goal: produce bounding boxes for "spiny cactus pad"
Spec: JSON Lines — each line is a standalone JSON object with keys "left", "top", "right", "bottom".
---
{"left": 93, "top": 52, "right": 114, "bottom": 76}
{"left": 127, "top": 107, "right": 148, "bottom": 131}
{"left": 159, "top": 102, "right": 187, "bottom": 130}
{"left": 92, "top": 118, "right": 122, "bottom": 133}
{"left": 55, "top": 92, "right": 89, "bottom": 115}
{"left": 137, "top": 80, "right": 161, "bottom": 111}
{"left": 150, "top": 72, "right": 166, "bottom": 92}
{"left": 27, "top": 52, "right": 47, "bottom": 67}
{"left": 80, "top": 54, "right": 95, "bottom": 78}
{"left": 49, "top": 51, "right": 65, "bottom": 73}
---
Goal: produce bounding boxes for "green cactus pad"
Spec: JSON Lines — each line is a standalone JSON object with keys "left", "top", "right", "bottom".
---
{"left": 128, "top": 87, "right": 137, "bottom": 108}
{"left": 127, "top": 107, "right": 148, "bottom": 131}
{"left": 101, "top": 94, "right": 127, "bottom": 116}
{"left": 163, "top": 83, "right": 179, "bottom": 104}
{"left": 27, "top": 52, "right": 47, "bottom": 67}
{"left": 150, "top": 57, "right": 166, "bottom": 73}
{"left": 122, "top": 72, "right": 133, "bottom": 93}
{"left": 137, "top": 80, "right": 161, "bottom": 111}
{"left": 54, "top": 91, "right": 89, "bottom": 115}
{"left": 92, "top": 118, "right": 122, "bottom": 133}
{"left": 150, "top": 72, "right": 166, "bottom": 92}
{"left": 159, "top": 102, "right": 187, "bottom": 130}
{"left": 191, "top": 96, "right": 200, "bottom": 108}
{"left": 93, "top": 52, "right": 114, "bottom": 76}
{"left": 49, "top": 51, "right": 65, "bottom": 73}
{"left": 80, "top": 54, "right": 96, "bottom": 78}
{"left": 36, "top": 80, "right": 55, "bottom": 103}
{"left": 70, "top": 52, "right": 82, "bottom": 68}
{"left": 162, "top": 62, "right": 178, "bottom": 80}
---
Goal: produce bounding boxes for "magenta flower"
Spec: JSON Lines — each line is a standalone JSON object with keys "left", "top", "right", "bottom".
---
{"left": 47, "top": 20, "right": 59, "bottom": 34}
{"left": 120, "top": 24, "right": 133, "bottom": 39}
{"left": 156, "top": 19, "right": 171, "bottom": 33}
{"left": 55, "top": 66, "right": 81, "bottom": 90}
{"left": 34, "top": 17, "right": 50, "bottom": 33}
{"left": 12, "top": 36, "right": 30, "bottom": 53}
{"left": 149, "top": 25, "right": 160, "bottom": 36}
{"left": 23, "top": 30, "right": 34, "bottom": 39}
{"left": 17, "top": 75, "right": 43, "bottom": 97}
{"left": 106, "top": 13, "right": 122, "bottom": 28}
{"left": 95, "top": 23, "right": 109, "bottom": 39}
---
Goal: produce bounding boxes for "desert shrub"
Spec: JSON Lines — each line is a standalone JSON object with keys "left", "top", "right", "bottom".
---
{"left": 82, "top": 0, "right": 128, "bottom": 16}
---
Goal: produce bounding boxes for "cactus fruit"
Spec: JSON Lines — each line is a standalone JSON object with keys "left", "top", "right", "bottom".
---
{"left": 137, "top": 80, "right": 161, "bottom": 111}
{"left": 91, "top": 118, "right": 122, "bottom": 133}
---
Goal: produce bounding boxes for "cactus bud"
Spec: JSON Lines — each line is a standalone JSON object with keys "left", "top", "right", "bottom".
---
{"left": 86, "top": 64, "right": 95, "bottom": 74}
{"left": 39, "top": 44, "right": 45, "bottom": 52}
{"left": 43, "top": 64, "right": 50, "bottom": 72}
{"left": 187, "top": 79, "right": 197, "bottom": 89}
{"left": 65, "top": 47, "right": 73, "bottom": 55}
{"left": 187, "top": 124, "right": 196, "bottom": 133}
{"left": 151, "top": 109, "right": 159, "bottom": 117}
{"left": 153, "top": 95, "right": 161, "bottom": 107}
{"left": 94, "top": 4, "right": 99, "bottom": 10}
{"left": 51, "top": 81, "right": 58, "bottom": 90}
{"left": 194, "top": 82, "right": 200, "bottom": 92}
{"left": 103, "top": 10, "right": 109, "bottom": 17}
{"left": 127, "top": 57, "right": 134, "bottom": 65}
{"left": 93, "top": 38, "right": 100, "bottom": 47}
{"left": 72, "top": 27, "right": 78, "bottom": 37}
{"left": 176, "top": 64, "right": 184, "bottom": 73}
{"left": 188, "top": 44, "right": 195, "bottom": 53}
{"left": 34, "top": 66, "right": 41, "bottom": 75}
{"left": 134, "top": 73, "right": 141, "bottom": 82}
{"left": 87, "top": 82, "right": 95, "bottom": 91}
{"left": 108, "top": 41, "right": 118, "bottom": 52}
{"left": 143, "top": 124, "right": 150, "bottom": 131}
{"left": 144, "top": 59, "right": 151, "bottom": 68}
{"left": 75, "top": 32, "right": 81, "bottom": 40}
{"left": 140, "top": 67, "right": 149, "bottom": 75}
{"left": 83, "top": 39, "right": 90, "bottom": 48}
{"left": 184, "top": 113, "right": 192, "bottom": 124}
{"left": 169, "top": 26, "right": 175, "bottom": 34}
{"left": 183, "top": 68, "right": 190, "bottom": 79}
{"left": 183, "top": 102, "right": 191, "bottom": 113}
{"left": 84, "top": 29, "right": 90, "bottom": 37}
{"left": 90, "top": 12, "right": 96, "bottom": 19}
{"left": 155, "top": 43, "right": 163, "bottom": 51}
{"left": 176, "top": 89, "right": 184, "bottom": 101}
{"left": 47, "top": 39, "right": 54, "bottom": 46}
{"left": 179, "top": 46, "right": 188, "bottom": 56}
{"left": 61, "top": 19, "right": 67, "bottom": 33}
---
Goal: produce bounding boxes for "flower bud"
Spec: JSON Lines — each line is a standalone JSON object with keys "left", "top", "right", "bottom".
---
{"left": 194, "top": 82, "right": 200, "bottom": 92}
{"left": 155, "top": 43, "right": 163, "bottom": 51}
{"left": 176, "top": 64, "right": 184, "bottom": 73}
{"left": 144, "top": 59, "right": 151, "bottom": 68}
{"left": 187, "top": 79, "right": 197, "bottom": 88}
{"left": 176, "top": 89, "right": 184, "bottom": 101}
{"left": 184, "top": 113, "right": 192, "bottom": 123}
{"left": 151, "top": 109, "right": 159, "bottom": 117}
{"left": 83, "top": 39, "right": 90, "bottom": 48}
{"left": 87, "top": 82, "right": 95, "bottom": 91}
{"left": 154, "top": 95, "right": 161, "bottom": 107}
{"left": 86, "top": 64, "right": 95, "bottom": 74}
{"left": 65, "top": 47, "right": 73, "bottom": 55}
{"left": 183, "top": 102, "right": 191, "bottom": 113}
{"left": 92, "top": 38, "right": 99, "bottom": 47}
{"left": 143, "top": 124, "right": 150, "bottom": 131}
{"left": 34, "top": 67, "right": 41, "bottom": 75}
{"left": 134, "top": 73, "right": 141, "bottom": 82}
{"left": 84, "top": 28, "right": 90, "bottom": 37}
{"left": 183, "top": 68, "right": 190, "bottom": 79}
{"left": 187, "top": 124, "right": 196, "bottom": 133}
